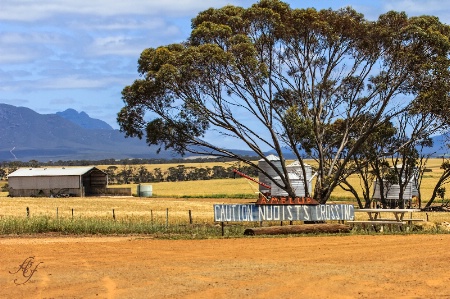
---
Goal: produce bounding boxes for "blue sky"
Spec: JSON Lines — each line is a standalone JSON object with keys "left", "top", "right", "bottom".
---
{"left": 1, "top": 0, "right": 449, "bottom": 131}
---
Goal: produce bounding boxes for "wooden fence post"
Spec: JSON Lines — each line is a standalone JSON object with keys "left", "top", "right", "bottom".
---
{"left": 189, "top": 210, "right": 192, "bottom": 224}
{"left": 72, "top": 208, "right": 74, "bottom": 220}
{"left": 221, "top": 221, "right": 224, "bottom": 236}
{"left": 26, "top": 207, "right": 29, "bottom": 218}
{"left": 113, "top": 209, "right": 116, "bottom": 221}
{"left": 166, "top": 208, "right": 169, "bottom": 228}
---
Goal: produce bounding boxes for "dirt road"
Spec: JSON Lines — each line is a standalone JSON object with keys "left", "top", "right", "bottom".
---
{"left": 1, "top": 234, "right": 449, "bottom": 298}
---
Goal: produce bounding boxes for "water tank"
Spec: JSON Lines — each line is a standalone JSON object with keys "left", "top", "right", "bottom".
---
{"left": 271, "top": 173, "right": 308, "bottom": 197}
{"left": 137, "top": 184, "right": 153, "bottom": 197}
{"left": 258, "top": 155, "right": 283, "bottom": 193}
{"left": 286, "top": 161, "right": 313, "bottom": 194}
{"left": 372, "top": 178, "right": 418, "bottom": 200}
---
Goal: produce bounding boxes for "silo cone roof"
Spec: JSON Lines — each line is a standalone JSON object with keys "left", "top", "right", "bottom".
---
{"left": 259, "top": 154, "right": 280, "bottom": 161}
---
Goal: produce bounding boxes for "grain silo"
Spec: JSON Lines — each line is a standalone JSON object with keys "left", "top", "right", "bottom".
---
{"left": 270, "top": 173, "right": 311, "bottom": 197}
{"left": 372, "top": 167, "right": 419, "bottom": 207}
{"left": 258, "top": 154, "right": 283, "bottom": 194}
{"left": 286, "top": 160, "right": 313, "bottom": 195}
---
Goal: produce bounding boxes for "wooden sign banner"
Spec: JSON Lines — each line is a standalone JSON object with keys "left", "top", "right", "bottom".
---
{"left": 256, "top": 194, "right": 319, "bottom": 205}
{"left": 213, "top": 204, "right": 354, "bottom": 222}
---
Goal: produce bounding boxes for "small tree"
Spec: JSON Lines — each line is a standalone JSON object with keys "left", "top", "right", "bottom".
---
{"left": 105, "top": 166, "right": 118, "bottom": 184}
{"left": 117, "top": 165, "right": 136, "bottom": 184}
{"left": 135, "top": 165, "right": 154, "bottom": 183}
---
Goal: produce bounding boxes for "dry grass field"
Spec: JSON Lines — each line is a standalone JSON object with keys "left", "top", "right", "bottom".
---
{"left": 100, "top": 158, "right": 448, "bottom": 201}
{"left": 1, "top": 158, "right": 449, "bottom": 224}
{"left": 1, "top": 195, "right": 449, "bottom": 225}
{"left": 1, "top": 160, "right": 450, "bottom": 298}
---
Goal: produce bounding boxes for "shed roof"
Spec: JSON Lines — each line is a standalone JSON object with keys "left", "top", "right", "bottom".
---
{"left": 8, "top": 166, "right": 102, "bottom": 177}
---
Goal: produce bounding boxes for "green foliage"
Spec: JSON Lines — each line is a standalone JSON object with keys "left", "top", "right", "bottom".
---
{"left": 118, "top": 0, "right": 450, "bottom": 203}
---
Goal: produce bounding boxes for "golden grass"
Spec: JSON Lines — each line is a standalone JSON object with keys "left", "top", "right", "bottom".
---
{"left": 1, "top": 158, "right": 449, "bottom": 225}
{"left": 101, "top": 158, "right": 449, "bottom": 202}
{"left": 0, "top": 196, "right": 250, "bottom": 224}
{"left": 1, "top": 196, "right": 449, "bottom": 225}
{"left": 115, "top": 178, "right": 260, "bottom": 198}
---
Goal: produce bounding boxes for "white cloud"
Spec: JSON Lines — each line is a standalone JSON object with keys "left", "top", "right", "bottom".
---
{"left": 39, "top": 76, "right": 122, "bottom": 89}
{"left": 49, "top": 97, "right": 76, "bottom": 106}
{"left": 0, "top": 48, "right": 37, "bottom": 64}
{"left": 0, "top": 31, "right": 68, "bottom": 64}
{"left": 69, "top": 18, "right": 168, "bottom": 31}
{"left": 383, "top": 0, "right": 450, "bottom": 22}
{"left": 0, "top": 0, "right": 241, "bottom": 22}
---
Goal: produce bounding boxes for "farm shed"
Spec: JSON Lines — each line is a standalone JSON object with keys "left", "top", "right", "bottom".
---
{"left": 8, "top": 166, "right": 111, "bottom": 197}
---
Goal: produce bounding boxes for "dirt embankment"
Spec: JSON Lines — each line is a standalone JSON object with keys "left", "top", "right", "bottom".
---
{"left": 1, "top": 234, "right": 450, "bottom": 298}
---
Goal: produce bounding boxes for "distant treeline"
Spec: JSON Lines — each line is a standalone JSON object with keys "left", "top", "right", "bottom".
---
{"left": 0, "top": 156, "right": 260, "bottom": 183}
{"left": 104, "top": 164, "right": 259, "bottom": 184}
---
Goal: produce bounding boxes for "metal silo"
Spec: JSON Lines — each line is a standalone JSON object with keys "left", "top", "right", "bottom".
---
{"left": 258, "top": 154, "right": 282, "bottom": 193}
{"left": 286, "top": 160, "right": 313, "bottom": 195}
{"left": 270, "top": 173, "right": 310, "bottom": 197}
{"left": 372, "top": 166, "right": 419, "bottom": 207}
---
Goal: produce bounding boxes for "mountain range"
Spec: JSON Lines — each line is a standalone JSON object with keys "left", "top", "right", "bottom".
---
{"left": 0, "top": 104, "right": 182, "bottom": 162}
{"left": 0, "top": 103, "right": 447, "bottom": 162}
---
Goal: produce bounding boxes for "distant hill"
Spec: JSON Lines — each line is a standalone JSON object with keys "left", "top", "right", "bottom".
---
{"left": 56, "top": 108, "right": 113, "bottom": 130}
{"left": 0, "top": 104, "right": 182, "bottom": 162}
{"left": 0, "top": 103, "right": 446, "bottom": 162}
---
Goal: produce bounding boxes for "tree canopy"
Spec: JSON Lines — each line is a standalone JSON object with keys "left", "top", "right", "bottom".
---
{"left": 118, "top": 0, "right": 450, "bottom": 203}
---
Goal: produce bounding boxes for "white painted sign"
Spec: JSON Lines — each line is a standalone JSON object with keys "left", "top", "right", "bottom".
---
{"left": 214, "top": 204, "right": 354, "bottom": 222}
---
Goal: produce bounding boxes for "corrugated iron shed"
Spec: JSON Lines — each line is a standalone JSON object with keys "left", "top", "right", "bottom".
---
{"left": 8, "top": 166, "right": 101, "bottom": 177}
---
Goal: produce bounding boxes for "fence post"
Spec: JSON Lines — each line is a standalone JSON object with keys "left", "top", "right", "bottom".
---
{"left": 166, "top": 208, "right": 169, "bottom": 228}
{"left": 26, "top": 207, "right": 29, "bottom": 218}
{"left": 221, "top": 221, "right": 224, "bottom": 236}
{"left": 189, "top": 210, "right": 192, "bottom": 224}
{"left": 113, "top": 209, "right": 116, "bottom": 221}
{"left": 72, "top": 208, "right": 74, "bottom": 220}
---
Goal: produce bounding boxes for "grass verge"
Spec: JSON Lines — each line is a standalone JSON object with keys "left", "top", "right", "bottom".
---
{"left": 0, "top": 216, "right": 449, "bottom": 239}
{"left": 0, "top": 216, "right": 249, "bottom": 239}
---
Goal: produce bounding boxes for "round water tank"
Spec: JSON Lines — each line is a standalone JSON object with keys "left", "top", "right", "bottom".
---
{"left": 138, "top": 184, "right": 153, "bottom": 197}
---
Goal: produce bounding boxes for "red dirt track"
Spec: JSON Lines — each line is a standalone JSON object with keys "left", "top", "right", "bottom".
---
{"left": 1, "top": 234, "right": 450, "bottom": 298}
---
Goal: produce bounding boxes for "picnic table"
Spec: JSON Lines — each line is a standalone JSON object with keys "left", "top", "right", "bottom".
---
{"left": 347, "top": 208, "right": 423, "bottom": 231}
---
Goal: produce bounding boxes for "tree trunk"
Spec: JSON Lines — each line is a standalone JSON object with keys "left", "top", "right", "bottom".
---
{"left": 243, "top": 224, "right": 350, "bottom": 235}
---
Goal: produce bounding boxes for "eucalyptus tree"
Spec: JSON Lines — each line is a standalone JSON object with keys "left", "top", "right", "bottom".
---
{"left": 118, "top": 0, "right": 450, "bottom": 203}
